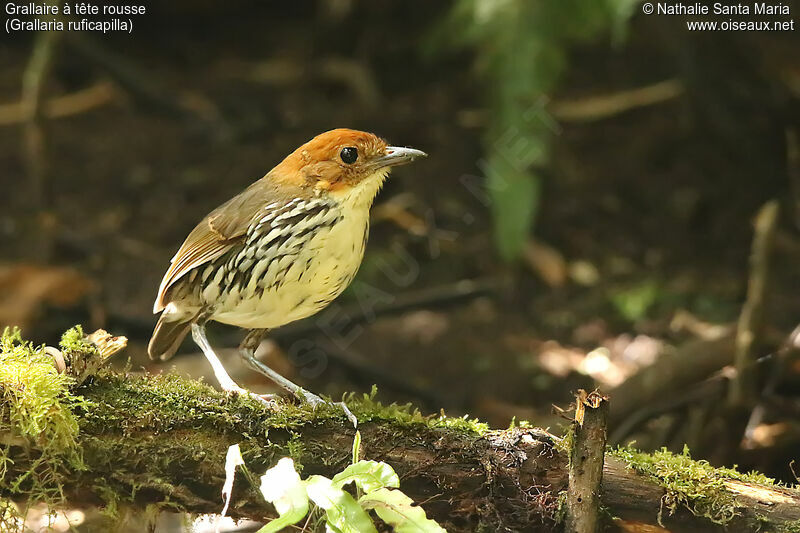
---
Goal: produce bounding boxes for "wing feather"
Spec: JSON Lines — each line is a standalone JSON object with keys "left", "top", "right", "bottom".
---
{"left": 153, "top": 187, "right": 268, "bottom": 313}
{"left": 153, "top": 177, "right": 310, "bottom": 313}
{"left": 153, "top": 224, "right": 238, "bottom": 313}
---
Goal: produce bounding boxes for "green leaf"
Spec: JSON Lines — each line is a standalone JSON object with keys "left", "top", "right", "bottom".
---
{"left": 332, "top": 460, "right": 400, "bottom": 494}
{"left": 609, "top": 280, "right": 660, "bottom": 321}
{"left": 256, "top": 458, "right": 309, "bottom": 533}
{"left": 485, "top": 156, "right": 540, "bottom": 261}
{"left": 305, "top": 475, "right": 378, "bottom": 533}
{"left": 359, "top": 488, "right": 447, "bottom": 533}
{"left": 256, "top": 512, "right": 307, "bottom": 533}
{"left": 433, "top": 0, "right": 639, "bottom": 263}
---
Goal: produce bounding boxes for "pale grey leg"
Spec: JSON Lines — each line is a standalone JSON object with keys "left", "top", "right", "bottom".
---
{"left": 191, "top": 323, "right": 275, "bottom": 406}
{"left": 239, "top": 329, "right": 357, "bottom": 427}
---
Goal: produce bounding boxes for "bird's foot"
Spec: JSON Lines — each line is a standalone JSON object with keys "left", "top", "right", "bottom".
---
{"left": 223, "top": 385, "right": 278, "bottom": 408}
{"left": 234, "top": 342, "right": 356, "bottom": 425}
{"left": 299, "top": 389, "right": 357, "bottom": 428}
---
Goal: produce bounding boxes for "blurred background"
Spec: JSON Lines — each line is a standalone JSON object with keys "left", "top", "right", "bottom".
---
{"left": 2, "top": 0, "right": 800, "bottom": 519}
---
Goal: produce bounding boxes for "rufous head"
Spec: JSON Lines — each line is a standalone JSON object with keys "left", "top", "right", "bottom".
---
{"left": 269, "top": 129, "right": 426, "bottom": 201}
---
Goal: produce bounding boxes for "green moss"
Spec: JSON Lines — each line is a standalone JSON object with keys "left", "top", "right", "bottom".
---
{"left": 1, "top": 327, "right": 80, "bottom": 446}
{"left": 84, "top": 372, "right": 487, "bottom": 436}
{"left": 778, "top": 520, "right": 800, "bottom": 533}
{"left": 74, "top": 375, "right": 487, "bottom": 475}
{"left": 79, "top": 371, "right": 344, "bottom": 443}
{"left": 286, "top": 432, "right": 306, "bottom": 470}
{"left": 554, "top": 490, "right": 567, "bottom": 524}
{"left": 65, "top": 372, "right": 488, "bottom": 521}
{"left": 4, "top": 329, "right": 486, "bottom": 458}
{"left": 2, "top": 327, "right": 491, "bottom": 525}
{"left": 0, "top": 327, "right": 90, "bottom": 528}
{"left": 764, "top": 514, "right": 800, "bottom": 533}
{"left": 0, "top": 499, "right": 21, "bottom": 531}
{"left": 59, "top": 325, "right": 96, "bottom": 359}
{"left": 611, "top": 444, "right": 775, "bottom": 525}
{"left": 344, "top": 386, "right": 489, "bottom": 435}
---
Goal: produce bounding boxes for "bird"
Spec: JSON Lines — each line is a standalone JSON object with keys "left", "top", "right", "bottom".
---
{"left": 148, "top": 128, "right": 426, "bottom": 412}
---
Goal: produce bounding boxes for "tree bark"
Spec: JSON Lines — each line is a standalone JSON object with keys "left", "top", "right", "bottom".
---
{"left": 2, "top": 372, "right": 800, "bottom": 532}
{"left": 565, "top": 391, "right": 609, "bottom": 533}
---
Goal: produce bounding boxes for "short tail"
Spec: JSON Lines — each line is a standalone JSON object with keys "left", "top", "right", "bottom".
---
{"left": 148, "top": 314, "right": 192, "bottom": 361}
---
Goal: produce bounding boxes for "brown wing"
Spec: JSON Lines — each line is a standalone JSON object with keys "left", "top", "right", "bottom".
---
{"left": 153, "top": 184, "right": 269, "bottom": 313}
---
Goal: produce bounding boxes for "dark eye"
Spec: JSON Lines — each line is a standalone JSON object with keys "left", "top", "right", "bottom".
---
{"left": 340, "top": 147, "right": 358, "bottom": 164}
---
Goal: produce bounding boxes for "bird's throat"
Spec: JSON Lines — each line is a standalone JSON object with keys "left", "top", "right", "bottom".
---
{"left": 333, "top": 168, "right": 391, "bottom": 210}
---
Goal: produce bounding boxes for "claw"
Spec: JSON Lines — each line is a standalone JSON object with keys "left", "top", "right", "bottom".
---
{"left": 249, "top": 392, "right": 279, "bottom": 408}
{"left": 191, "top": 324, "right": 348, "bottom": 420}
{"left": 223, "top": 386, "right": 278, "bottom": 408}
{"left": 300, "top": 393, "right": 357, "bottom": 428}
{"left": 337, "top": 401, "right": 358, "bottom": 428}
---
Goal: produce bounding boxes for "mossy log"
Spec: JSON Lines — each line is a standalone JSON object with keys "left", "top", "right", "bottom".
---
{"left": 1, "top": 373, "right": 799, "bottom": 531}
{"left": 2, "top": 330, "right": 800, "bottom": 532}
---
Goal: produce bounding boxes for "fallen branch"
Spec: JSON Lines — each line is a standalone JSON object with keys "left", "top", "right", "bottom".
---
{"left": 0, "top": 83, "right": 115, "bottom": 126}
{"left": 20, "top": 31, "right": 59, "bottom": 262}
{"left": 729, "top": 200, "right": 779, "bottom": 407}
{"left": 609, "top": 377, "right": 726, "bottom": 445}
{"left": 565, "top": 390, "right": 608, "bottom": 533}
{"left": 275, "top": 277, "right": 505, "bottom": 339}
{"left": 2, "top": 367, "right": 799, "bottom": 532}
{"left": 608, "top": 334, "right": 735, "bottom": 427}
{"left": 549, "top": 80, "right": 683, "bottom": 122}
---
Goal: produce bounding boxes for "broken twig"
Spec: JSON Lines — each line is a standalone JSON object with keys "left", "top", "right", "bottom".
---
{"left": 566, "top": 389, "right": 609, "bottom": 533}
{"left": 729, "top": 200, "right": 779, "bottom": 407}
{"left": 0, "top": 83, "right": 115, "bottom": 126}
{"left": 21, "top": 30, "right": 60, "bottom": 262}
{"left": 550, "top": 79, "right": 683, "bottom": 122}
